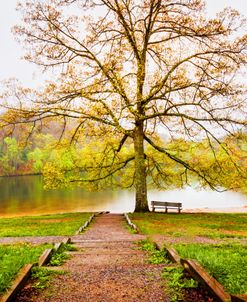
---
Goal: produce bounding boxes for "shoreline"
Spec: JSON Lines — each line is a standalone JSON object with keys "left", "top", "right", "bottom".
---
{"left": 1, "top": 206, "right": 247, "bottom": 219}
{"left": 183, "top": 206, "right": 247, "bottom": 213}
{"left": 0, "top": 173, "right": 41, "bottom": 178}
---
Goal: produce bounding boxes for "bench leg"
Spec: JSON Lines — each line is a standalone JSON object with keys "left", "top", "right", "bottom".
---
{"left": 178, "top": 208, "right": 181, "bottom": 213}
{"left": 165, "top": 207, "right": 168, "bottom": 213}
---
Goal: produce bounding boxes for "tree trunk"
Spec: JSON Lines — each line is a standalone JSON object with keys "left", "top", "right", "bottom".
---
{"left": 133, "top": 122, "right": 149, "bottom": 212}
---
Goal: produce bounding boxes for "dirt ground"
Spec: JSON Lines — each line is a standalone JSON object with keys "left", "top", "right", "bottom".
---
{"left": 12, "top": 213, "right": 219, "bottom": 302}
{"left": 16, "top": 214, "right": 169, "bottom": 302}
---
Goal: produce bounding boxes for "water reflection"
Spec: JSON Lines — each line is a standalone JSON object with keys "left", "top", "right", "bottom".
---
{"left": 0, "top": 175, "right": 135, "bottom": 217}
{"left": 0, "top": 175, "right": 246, "bottom": 217}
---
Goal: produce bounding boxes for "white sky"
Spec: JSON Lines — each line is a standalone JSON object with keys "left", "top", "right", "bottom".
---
{"left": 0, "top": 0, "right": 246, "bottom": 88}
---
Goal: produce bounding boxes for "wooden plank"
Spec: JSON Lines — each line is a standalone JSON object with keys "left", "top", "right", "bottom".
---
{"left": 54, "top": 242, "right": 63, "bottom": 251}
{"left": 151, "top": 201, "right": 182, "bottom": 213}
{"left": 181, "top": 259, "right": 231, "bottom": 302}
{"left": 38, "top": 248, "right": 53, "bottom": 266}
{"left": 124, "top": 213, "right": 138, "bottom": 231}
{"left": 153, "top": 206, "right": 181, "bottom": 209}
{"left": 0, "top": 238, "right": 75, "bottom": 301}
{"left": 151, "top": 201, "right": 182, "bottom": 207}
{"left": 62, "top": 237, "right": 71, "bottom": 244}
{"left": 75, "top": 214, "right": 95, "bottom": 235}
{"left": 166, "top": 247, "right": 181, "bottom": 264}
{"left": 231, "top": 295, "right": 247, "bottom": 302}
{"left": 0, "top": 264, "right": 34, "bottom": 302}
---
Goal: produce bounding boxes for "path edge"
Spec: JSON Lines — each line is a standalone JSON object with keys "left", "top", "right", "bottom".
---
{"left": 0, "top": 213, "right": 97, "bottom": 302}
{"left": 74, "top": 213, "right": 96, "bottom": 235}
{"left": 155, "top": 241, "right": 234, "bottom": 302}
{"left": 124, "top": 213, "right": 138, "bottom": 232}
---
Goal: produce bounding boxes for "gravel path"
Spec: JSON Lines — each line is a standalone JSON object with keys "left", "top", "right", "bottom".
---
{"left": 16, "top": 213, "right": 169, "bottom": 302}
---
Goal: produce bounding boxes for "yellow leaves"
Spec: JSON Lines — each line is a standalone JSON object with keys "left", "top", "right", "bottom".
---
{"left": 2, "top": 0, "right": 247, "bottom": 203}
{"left": 43, "top": 162, "right": 68, "bottom": 189}
{"left": 144, "top": 134, "right": 247, "bottom": 194}
{"left": 44, "top": 83, "right": 58, "bottom": 94}
{"left": 40, "top": 132, "right": 135, "bottom": 191}
{"left": 171, "top": 68, "right": 190, "bottom": 88}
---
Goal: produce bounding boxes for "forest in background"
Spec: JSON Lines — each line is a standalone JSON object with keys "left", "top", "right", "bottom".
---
{"left": 1, "top": 122, "right": 247, "bottom": 195}
{"left": 1, "top": 0, "right": 246, "bottom": 211}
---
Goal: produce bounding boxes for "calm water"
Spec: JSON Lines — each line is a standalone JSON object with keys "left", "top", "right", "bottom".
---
{"left": 0, "top": 175, "right": 246, "bottom": 217}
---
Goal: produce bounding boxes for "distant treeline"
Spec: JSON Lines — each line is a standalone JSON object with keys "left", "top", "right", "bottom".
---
{"left": 0, "top": 127, "right": 247, "bottom": 194}
{"left": 0, "top": 134, "right": 54, "bottom": 176}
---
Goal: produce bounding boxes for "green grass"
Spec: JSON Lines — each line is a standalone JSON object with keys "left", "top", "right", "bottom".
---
{"left": 130, "top": 213, "right": 247, "bottom": 295}
{"left": 49, "top": 243, "right": 76, "bottom": 266}
{"left": 31, "top": 266, "right": 66, "bottom": 289}
{"left": 129, "top": 212, "right": 247, "bottom": 239}
{"left": 174, "top": 243, "right": 247, "bottom": 294}
{"left": 0, "top": 244, "right": 51, "bottom": 294}
{"left": 138, "top": 239, "right": 170, "bottom": 264}
{"left": 137, "top": 239, "right": 197, "bottom": 301}
{"left": 0, "top": 212, "right": 92, "bottom": 237}
{"left": 162, "top": 266, "right": 198, "bottom": 302}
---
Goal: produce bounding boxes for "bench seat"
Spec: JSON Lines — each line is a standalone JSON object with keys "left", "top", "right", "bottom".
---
{"left": 151, "top": 201, "right": 182, "bottom": 213}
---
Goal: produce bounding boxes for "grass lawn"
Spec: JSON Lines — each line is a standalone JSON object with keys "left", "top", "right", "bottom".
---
{"left": 0, "top": 212, "right": 92, "bottom": 237}
{"left": 129, "top": 212, "right": 247, "bottom": 239}
{"left": 174, "top": 243, "right": 247, "bottom": 294}
{"left": 0, "top": 244, "right": 51, "bottom": 294}
{"left": 130, "top": 212, "right": 247, "bottom": 295}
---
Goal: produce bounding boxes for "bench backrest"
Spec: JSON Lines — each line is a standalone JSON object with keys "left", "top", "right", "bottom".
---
{"left": 151, "top": 201, "right": 182, "bottom": 207}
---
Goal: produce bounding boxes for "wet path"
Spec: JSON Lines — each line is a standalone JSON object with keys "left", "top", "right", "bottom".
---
{"left": 17, "top": 213, "right": 169, "bottom": 302}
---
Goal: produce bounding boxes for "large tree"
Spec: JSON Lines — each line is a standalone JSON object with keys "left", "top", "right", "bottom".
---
{"left": 1, "top": 0, "right": 247, "bottom": 211}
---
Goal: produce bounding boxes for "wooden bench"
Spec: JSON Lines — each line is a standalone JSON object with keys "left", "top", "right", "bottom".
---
{"left": 151, "top": 201, "right": 182, "bottom": 213}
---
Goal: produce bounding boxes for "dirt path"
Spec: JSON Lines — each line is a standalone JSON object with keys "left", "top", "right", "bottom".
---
{"left": 17, "top": 213, "right": 169, "bottom": 302}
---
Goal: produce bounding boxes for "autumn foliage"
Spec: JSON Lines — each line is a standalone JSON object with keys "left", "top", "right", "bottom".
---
{"left": 0, "top": 0, "right": 246, "bottom": 211}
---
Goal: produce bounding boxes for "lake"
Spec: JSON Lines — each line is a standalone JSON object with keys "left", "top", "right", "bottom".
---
{"left": 0, "top": 175, "right": 246, "bottom": 217}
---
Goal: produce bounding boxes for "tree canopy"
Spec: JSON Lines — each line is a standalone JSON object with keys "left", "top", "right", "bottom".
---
{"left": 0, "top": 0, "right": 247, "bottom": 211}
